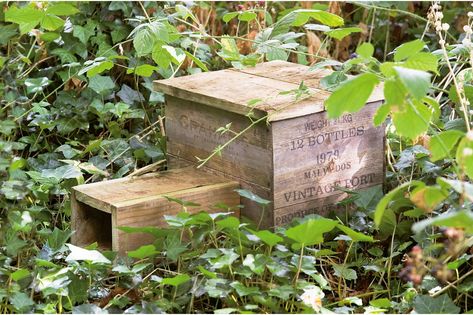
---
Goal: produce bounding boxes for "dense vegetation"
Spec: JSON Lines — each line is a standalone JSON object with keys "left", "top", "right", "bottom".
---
{"left": 1, "top": 1, "right": 473, "bottom": 313}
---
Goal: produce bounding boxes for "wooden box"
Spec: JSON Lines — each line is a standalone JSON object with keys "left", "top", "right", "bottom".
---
{"left": 154, "top": 61, "right": 385, "bottom": 228}
{"left": 71, "top": 167, "right": 240, "bottom": 253}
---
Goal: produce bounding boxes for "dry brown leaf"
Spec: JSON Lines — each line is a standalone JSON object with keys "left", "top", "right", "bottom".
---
{"left": 306, "top": 31, "right": 329, "bottom": 64}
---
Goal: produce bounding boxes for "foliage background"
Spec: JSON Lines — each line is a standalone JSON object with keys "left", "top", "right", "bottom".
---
{"left": 0, "top": 1, "right": 472, "bottom": 314}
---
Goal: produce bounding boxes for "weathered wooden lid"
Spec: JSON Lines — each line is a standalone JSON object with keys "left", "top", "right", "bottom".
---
{"left": 154, "top": 60, "right": 384, "bottom": 122}
{"left": 72, "top": 167, "right": 238, "bottom": 213}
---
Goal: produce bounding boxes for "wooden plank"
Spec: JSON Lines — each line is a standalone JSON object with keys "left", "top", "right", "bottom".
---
{"left": 115, "top": 181, "right": 240, "bottom": 252}
{"left": 271, "top": 101, "right": 385, "bottom": 209}
{"left": 73, "top": 167, "right": 230, "bottom": 212}
{"left": 166, "top": 96, "right": 273, "bottom": 188}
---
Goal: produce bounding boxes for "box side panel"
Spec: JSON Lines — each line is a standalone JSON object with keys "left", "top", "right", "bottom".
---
{"left": 115, "top": 182, "right": 240, "bottom": 253}
{"left": 271, "top": 101, "right": 385, "bottom": 218}
{"left": 166, "top": 96, "right": 272, "bottom": 188}
{"left": 168, "top": 155, "right": 274, "bottom": 228}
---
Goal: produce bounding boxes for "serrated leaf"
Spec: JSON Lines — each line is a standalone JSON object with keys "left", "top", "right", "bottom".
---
{"left": 5, "top": 5, "right": 44, "bottom": 34}
{"left": 392, "top": 100, "right": 431, "bottom": 139}
{"left": 325, "top": 73, "right": 379, "bottom": 119}
{"left": 394, "top": 39, "right": 425, "bottom": 62}
{"left": 429, "top": 130, "right": 464, "bottom": 161}
{"left": 291, "top": 9, "right": 344, "bottom": 27}
{"left": 405, "top": 52, "right": 439, "bottom": 74}
{"left": 394, "top": 66, "right": 431, "bottom": 99}
{"left": 46, "top": 3, "right": 79, "bottom": 15}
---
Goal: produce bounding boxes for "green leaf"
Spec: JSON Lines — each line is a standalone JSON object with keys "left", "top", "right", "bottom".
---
{"left": 333, "top": 264, "right": 357, "bottom": 280}
{"left": 456, "top": 134, "right": 473, "bottom": 179}
{"left": 230, "top": 281, "right": 260, "bottom": 296}
{"left": 81, "top": 60, "right": 114, "bottom": 78}
{"left": 373, "top": 103, "right": 390, "bottom": 126}
{"left": 184, "top": 51, "right": 208, "bottom": 71}
{"left": 392, "top": 100, "right": 431, "bottom": 139}
{"left": 370, "top": 298, "right": 392, "bottom": 308}
{"left": 46, "top": 3, "right": 79, "bottom": 15}
{"left": 413, "top": 209, "right": 473, "bottom": 234}
{"left": 198, "top": 266, "right": 217, "bottom": 279}
{"left": 291, "top": 9, "right": 344, "bottom": 27}
{"left": 404, "top": 52, "right": 439, "bottom": 74}
{"left": 134, "top": 27, "right": 157, "bottom": 56}
{"left": 73, "top": 22, "right": 96, "bottom": 44}
{"left": 438, "top": 178, "right": 473, "bottom": 203}
{"left": 252, "top": 230, "right": 283, "bottom": 247}
{"left": 5, "top": 5, "right": 44, "bottom": 34}
{"left": 127, "top": 244, "right": 159, "bottom": 259}
{"left": 128, "top": 64, "right": 157, "bottom": 77}
{"left": 0, "top": 24, "right": 19, "bottom": 45}
{"left": 410, "top": 186, "right": 447, "bottom": 212}
{"left": 413, "top": 294, "right": 460, "bottom": 314}
{"left": 11, "top": 268, "right": 30, "bottom": 281}
{"left": 326, "top": 27, "right": 362, "bottom": 40}
{"left": 356, "top": 42, "right": 374, "bottom": 58}
{"left": 216, "top": 216, "right": 240, "bottom": 229}
{"left": 325, "top": 73, "right": 379, "bottom": 119}
{"left": 41, "top": 14, "right": 64, "bottom": 31}
{"left": 65, "top": 244, "right": 111, "bottom": 264}
{"left": 394, "top": 39, "right": 425, "bottom": 62}
{"left": 152, "top": 43, "right": 172, "bottom": 69}
{"left": 223, "top": 12, "right": 239, "bottom": 23}
{"left": 238, "top": 11, "right": 257, "bottom": 22}
{"left": 374, "top": 181, "right": 424, "bottom": 227}
{"left": 9, "top": 292, "right": 34, "bottom": 312}
{"left": 336, "top": 224, "right": 375, "bottom": 242}
{"left": 285, "top": 218, "right": 338, "bottom": 247}
{"left": 88, "top": 75, "right": 115, "bottom": 95}
{"left": 394, "top": 66, "right": 431, "bottom": 99}
{"left": 25, "top": 77, "right": 51, "bottom": 94}
{"left": 161, "top": 274, "right": 190, "bottom": 287}
{"left": 429, "top": 130, "right": 464, "bottom": 161}
{"left": 235, "top": 189, "right": 271, "bottom": 205}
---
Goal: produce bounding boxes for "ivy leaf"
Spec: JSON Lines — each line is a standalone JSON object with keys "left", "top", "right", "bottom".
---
{"left": 394, "top": 66, "right": 431, "bottom": 99}
{"left": 336, "top": 224, "right": 375, "bottom": 242}
{"left": 285, "top": 218, "right": 338, "bottom": 248}
{"left": 252, "top": 230, "right": 283, "bottom": 247}
{"left": 127, "top": 244, "right": 159, "bottom": 259}
{"left": 413, "top": 294, "right": 460, "bottom": 314}
{"left": 127, "top": 64, "right": 158, "bottom": 77}
{"left": 65, "top": 244, "right": 111, "bottom": 264}
{"left": 325, "top": 73, "right": 379, "bottom": 119}
{"left": 25, "top": 77, "right": 51, "bottom": 94}
{"left": 235, "top": 189, "right": 271, "bottom": 205}
{"left": 9, "top": 292, "right": 34, "bottom": 313}
{"left": 326, "top": 27, "right": 361, "bottom": 40}
{"left": 88, "top": 75, "right": 115, "bottom": 95}
{"left": 333, "top": 265, "right": 357, "bottom": 280}
{"left": 161, "top": 274, "right": 190, "bottom": 287}
{"left": 73, "top": 22, "right": 97, "bottom": 44}
{"left": 394, "top": 39, "right": 425, "bottom": 62}
{"left": 429, "top": 130, "right": 464, "bottom": 161}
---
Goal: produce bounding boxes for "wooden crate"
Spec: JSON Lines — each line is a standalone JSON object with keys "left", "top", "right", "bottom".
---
{"left": 154, "top": 61, "right": 385, "bottom": 227}
{"left": 71, "top": 167, "right": 240, "bottom": 253}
